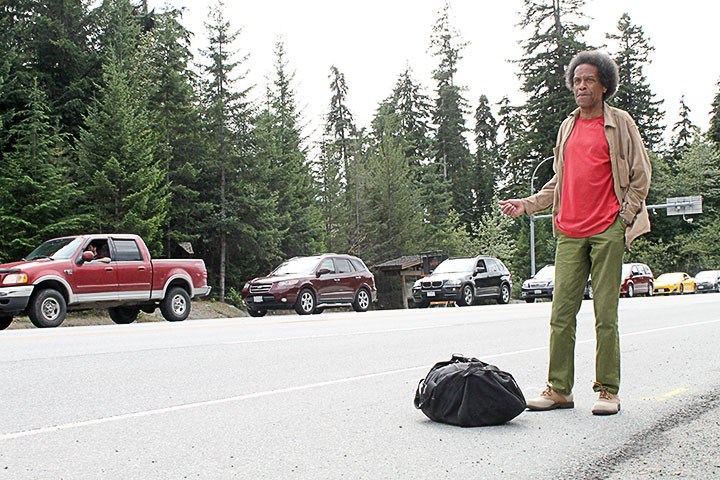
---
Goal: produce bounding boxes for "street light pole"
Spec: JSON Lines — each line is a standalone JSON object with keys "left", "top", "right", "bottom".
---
{"left": 529, "top": 156, "right": 553, "bottom": 277}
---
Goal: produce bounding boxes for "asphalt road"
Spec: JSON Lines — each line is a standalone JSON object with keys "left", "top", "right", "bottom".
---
{"left": 1, "top": 294, "right": 719, "bottom": 479}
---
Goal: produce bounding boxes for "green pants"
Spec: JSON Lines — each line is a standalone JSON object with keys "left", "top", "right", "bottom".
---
{"left": 548, "top": 217, "right": 625, "bottom": 395}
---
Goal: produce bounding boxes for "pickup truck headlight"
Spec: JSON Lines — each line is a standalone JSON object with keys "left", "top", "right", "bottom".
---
{"left": 2, "top": 273, "right": 28, "bottom": 285}
{"left": 277, "top": 279, "right": 299, "bottom": 287}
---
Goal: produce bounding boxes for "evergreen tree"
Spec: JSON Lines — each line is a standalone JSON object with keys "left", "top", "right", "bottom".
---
{"left": 708, "top": 78, "right": 720, "bottom": 146}
{"left": 77, "top": 0, "right": 168, "bottom": 254}
{"left": 29, "top": 0, "right": 100, "bottom": 140}
{"left": 387, "top": 67, "right": 434, "bottom": 170}
{"left": 361, "top": 107, "right": 423, "bottom": 264}
{"left": 198, "top": 1, "right": 254, "bottom": 301}
{"left": 139, "top": 9, "right": 208, "bottom": 258}
{"left": 473, "top": 95, "right": 500, "bottom": 219}
{"left": 429, "top": 1, "right": 474, "bottom": 232}
{"left": 264, "top": 40, "right": 324, "bottom": 258}
{"left": 468, "top": 200, "right": 517, "bottom": 271}
{"left": 0, "top": 81, "right": 88, "bottom": 262}
{"left": 496, "top": 96, "right": 531, "bottom": 199}
{"left": 670, "top": 95, "right": 700, "bottom": 155}
{"left": 607, "top": 12, "right": 664, "bottom": 151}
{"left": 320, "top": 65, "right": 357, "bottom": 251}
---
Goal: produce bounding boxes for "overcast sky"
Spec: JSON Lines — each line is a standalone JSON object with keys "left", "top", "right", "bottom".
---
{"left": 166, "top": 0, "right": 719, "bottom": 147}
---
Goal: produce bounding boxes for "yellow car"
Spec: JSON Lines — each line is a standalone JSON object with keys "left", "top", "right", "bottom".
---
{"left": 653, "top": 272, "right": 695, "bottom": 295}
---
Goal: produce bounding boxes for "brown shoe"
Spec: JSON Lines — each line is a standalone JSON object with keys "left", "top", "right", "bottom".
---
{"left": 526, "top": 385, "right": 574, "bottom": 411}
{"left": 592, "top": 384, "right": 621, "bottom": 415}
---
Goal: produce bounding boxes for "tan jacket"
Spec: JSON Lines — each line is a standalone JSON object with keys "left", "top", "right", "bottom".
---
{"left": 521, "top": 104, "right": 652, "bottom": 248}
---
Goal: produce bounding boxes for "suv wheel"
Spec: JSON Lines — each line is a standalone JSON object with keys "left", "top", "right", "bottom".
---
{"left": 247, "top": 307, "right": 267, "bottom": 317}
{"left": 498, "top": 283, "right": 511, "bottom": 304}
{"left": 294, "top": 288, "right": 316, "bottom": 315}
{"left": 457, "top": 284, "right": 474, "bottom": 307}
{"left": 627, "top": 283, "right": 634, "bottom": 298}
{"left": 352, "top": 288, "right": 371, "bottom": 312}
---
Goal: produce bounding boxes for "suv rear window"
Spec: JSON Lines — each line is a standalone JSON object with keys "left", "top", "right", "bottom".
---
{"left": 335, "top": 258, "right": 354, "bottom": 274}
{"left": 349, "top": 258, "right": 367, "bottom": 272}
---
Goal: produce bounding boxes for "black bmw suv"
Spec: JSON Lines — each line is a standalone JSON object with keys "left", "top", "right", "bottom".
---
{"left": 411, "top": 255, "right": 512, "bottom": 307}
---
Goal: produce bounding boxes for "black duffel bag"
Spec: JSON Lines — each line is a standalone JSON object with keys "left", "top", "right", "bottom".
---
{"left": 414, "top": 354, "right": 526, "bottom": 427}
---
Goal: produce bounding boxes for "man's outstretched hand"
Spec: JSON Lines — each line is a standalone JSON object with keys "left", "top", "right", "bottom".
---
{"left": 499, "top": 199, "right": 526, "bottom": 217}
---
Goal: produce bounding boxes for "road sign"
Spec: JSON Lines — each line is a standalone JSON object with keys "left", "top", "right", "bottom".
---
{"left": 665, "top": 196, "right": 702, "bottom": 216}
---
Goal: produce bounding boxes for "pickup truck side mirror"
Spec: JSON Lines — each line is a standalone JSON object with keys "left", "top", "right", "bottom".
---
{"left": 316, "top": 268, "right": 331, "bottom": 277}
{"left": 80, "top": 251, "right": 94, "bottom": 263}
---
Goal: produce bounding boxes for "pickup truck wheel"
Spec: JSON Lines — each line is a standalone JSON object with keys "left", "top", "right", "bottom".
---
{"left": 294, "top": 288, "right": 316, "bottom": 315}
{"left": 160, "top": 287, "right": 191, "bottom": 322}
{"left": 28, "top": 289, "right": 66, "bottom": 328}
{"left": 0, "top": 315, "right": 12, "bottom": 330}
{"left": 247, "top": 307, "right": 267, "bottom": 317}
{"left": 108, "top": 307, "right": 140, "bottom": 324}
{"left": 352, "top": 288, "right": 371, "bottom": 312}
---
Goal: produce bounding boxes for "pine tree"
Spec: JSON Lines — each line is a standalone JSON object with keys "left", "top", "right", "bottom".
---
{"left": 708, "top": 78, "right": 720, "bottom": 146}
{"left": 139, "top": 9, "right": 208, "bottom": 258}
{"left": 671, "top": 95, "right": 700, "bottom": 155}
{"left": 29, "top": 0, "right": 99, "bottom": 140}
{"left": 496, "top": 96, "right": 532, "bottom": 199}
{"left": 77, "top": 0, "right": 168, "bottom": 255}
{"left": 473, "top": 95, "right": 500, "bottom": 219}
{"left": 387, "top": 67, "right": 434, "bottom": 170}
{"left": 429, "top": 1, "right": 474, "bottom": 232}
{"left": 198, "top": 1, "right": 254, "bottom": 301}
{"left": 361, "top": 107, "right": 423, "bottom": 264}
{"left": 264, "top": 40, "right": 324, "bottom": 258}
{"left": 320, "top": 66, "right": 357, "bottom": 251}
{"left": 607, "top": 12, "right": 664, "bottom": 151}
{"left": 0, "top": 81, "right": 88, "bottom": 261}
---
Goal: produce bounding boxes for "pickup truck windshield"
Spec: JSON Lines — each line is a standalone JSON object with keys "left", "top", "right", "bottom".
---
{"left": 25, "top": 237, "right": 83, "bottom": 260}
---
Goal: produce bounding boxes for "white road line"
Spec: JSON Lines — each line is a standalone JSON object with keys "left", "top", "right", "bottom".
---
{"left": 1, "top": 318, "right": 717, "bottom": 441}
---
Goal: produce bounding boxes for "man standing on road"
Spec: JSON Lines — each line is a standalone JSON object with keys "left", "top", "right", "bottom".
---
{"left": 499, "top": 50, "right": 652, "bottom": 415}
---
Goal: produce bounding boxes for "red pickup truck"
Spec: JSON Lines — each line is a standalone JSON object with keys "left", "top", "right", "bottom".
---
{"left": 0, "top": 234, "right": 211, "bottom": 329}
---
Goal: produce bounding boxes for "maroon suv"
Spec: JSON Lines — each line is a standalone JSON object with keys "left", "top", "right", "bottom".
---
{"left": 241, "top": 254, "right": 377, "bottom": 316}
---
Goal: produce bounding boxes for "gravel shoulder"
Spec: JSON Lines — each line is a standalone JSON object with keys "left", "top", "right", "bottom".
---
{"left": 6, "top": 300, "right": 247, "bottom": 329}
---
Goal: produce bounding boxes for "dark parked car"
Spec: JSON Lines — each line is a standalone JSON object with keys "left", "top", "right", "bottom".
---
{"left": 694, "top": 270, "right": 720, "bottom": 293}
{"left": 241, "top": 254, "right": 377, "bottom": 316}
{"left": 411, "top": 255, "right": 512, "bottom": 307}
{"left": 620, "top": 262, "right": 654, "bottom": 297}
{"left": 521, "top": 264, "right": 593, "bottom": 303}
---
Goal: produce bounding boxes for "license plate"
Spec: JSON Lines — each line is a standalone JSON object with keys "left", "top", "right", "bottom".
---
{"left": 698, "top": 286, "right": 704, "bottom": 290}
{"left": 534, "top": 290, "right": 542, "bottom": 294}
{"left": 426, "top": 291, "right": 435, "bottom": 297}
{"left": 253, "top": 296, "right": 263, "bottom": 303}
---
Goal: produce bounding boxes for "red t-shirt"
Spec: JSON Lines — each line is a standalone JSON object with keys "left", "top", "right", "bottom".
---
{"left": 555, "top": 115, "right": 619, "bottom": 238}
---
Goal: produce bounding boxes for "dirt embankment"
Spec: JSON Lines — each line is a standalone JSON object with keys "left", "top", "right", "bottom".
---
{"left": 6, "top": 300, "right": 247, "bottom": 330}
